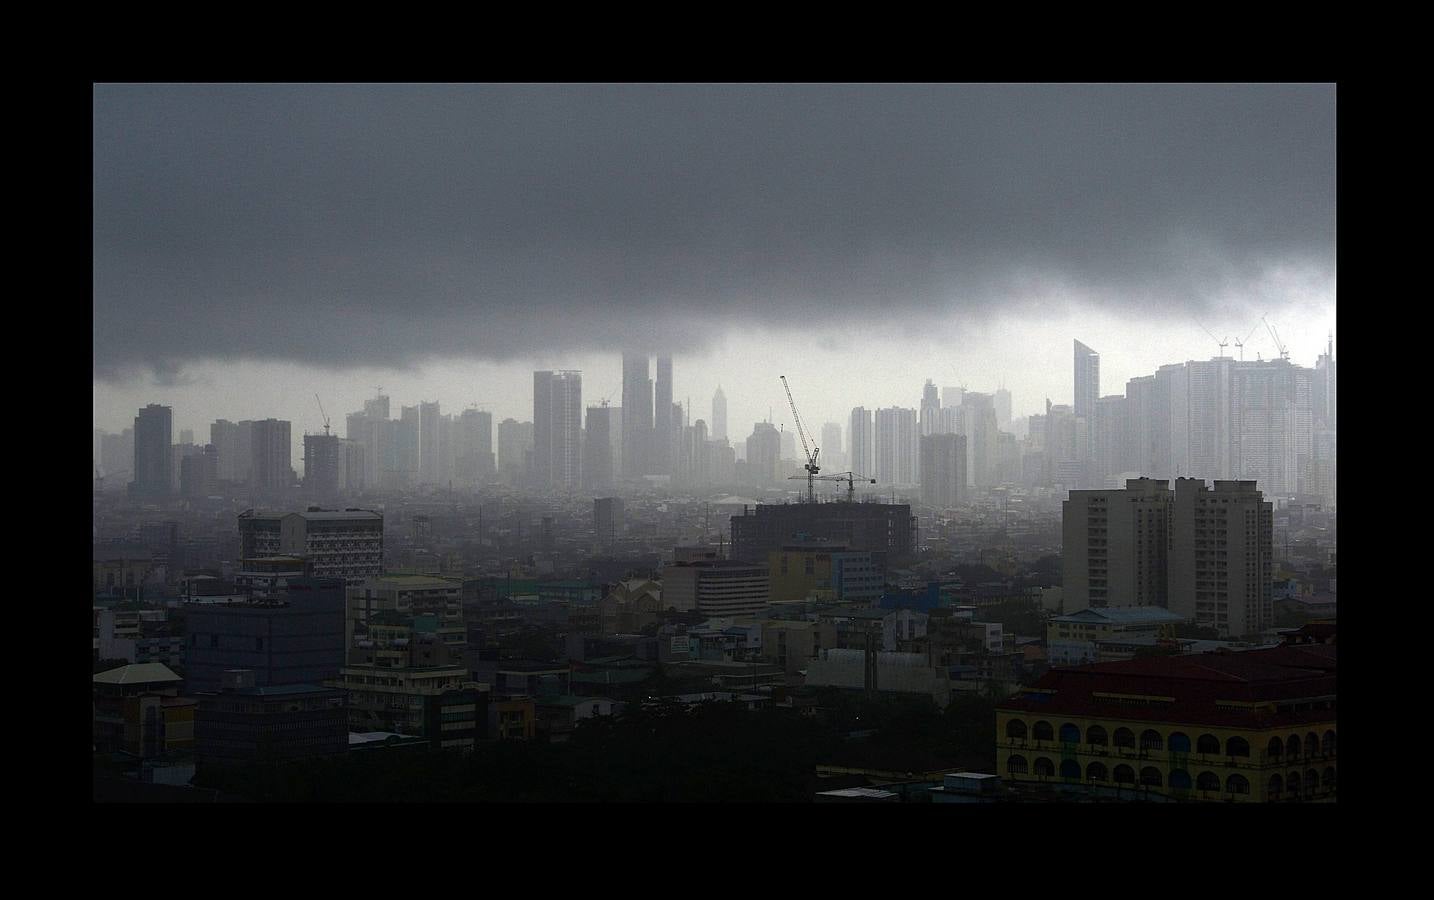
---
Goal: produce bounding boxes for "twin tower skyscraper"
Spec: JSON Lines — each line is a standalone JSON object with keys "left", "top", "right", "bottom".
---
{"left": 621, "top": 353, "right": 679, "bottom": 478}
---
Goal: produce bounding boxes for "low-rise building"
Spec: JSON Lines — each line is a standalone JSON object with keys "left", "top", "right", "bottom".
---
{"left": 1047, "top": 606, "right": 1189, "bottom": 666}
{"left": 92, "top": 663, "right": 195, "bottom": 758}
{"left": 194, "top": 670, "right": 347, "bottom": 769}
{"left": 995, "top": 643, "right": 1337, "bottom": 802}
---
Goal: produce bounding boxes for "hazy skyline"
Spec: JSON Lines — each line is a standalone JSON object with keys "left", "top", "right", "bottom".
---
{"left": 94, "top": 83, "right": 1335, "bottom": 457}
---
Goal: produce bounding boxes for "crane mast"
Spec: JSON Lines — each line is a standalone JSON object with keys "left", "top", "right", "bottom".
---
{"left": 779, "top": 375, "right": 820, "bottom": 502}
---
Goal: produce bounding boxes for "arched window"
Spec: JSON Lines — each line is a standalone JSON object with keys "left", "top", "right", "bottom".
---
{"left": 1007, "top": 754, "right": 1028, "bottom": 775}
{"left": 1323, "top": 767, "right": 1336, "bottom": 791}
{"left": 1226, "top": 774, "right": 1250, "bottom": 795}
{"left": 1225, "top": 736, "right": 1250, "bottom": 757}
{"left": 1087, "top": 725, "right": 1108, "bottom": 747}
{"left": 1114, "top": 727, "right": 1135, "bottom": 750}
{"left": 1061, "top": 759, "right": 1081, "bottom": 780}
{"left": 1267, "top": 736, "right": 1284, "bottom": 760}
{"left": 1114, "top": 764, "right": 1136, "bottom": 784}
{"left": 1005, "top": 719, "right": 1027, "bottom": 740}
{"left": 1306, "top": 732, "right": 1320, "bottom": 756}
{"left": 1268, "top": 773, "right": 1283, "bottom": 798}
{"left": 1140, "top": 729, "right": 1163, "bottom": 753}
{"left": 1168, "top": 769, "right": 1192, "bottom": 791}
{"left": 1087, "top": 761, "right": 1108, "bottom": 782}
{"left": 1287, "top": 771, "right": 1301, "bottom": 796}
{"left": 1197, "top": 734, "right": 1220, "bottom": 755}
{"left": 1305, "top": 769, "right": 1318, "bottom": 793}
{"left": 1287, "top": 734, "right": 1302, "bottom": 758}
{"left": 1140, "top": 766, "right": 1163, "bottom": 787}
{"left": 1059, "top": 723, "right": 1081, "bottom": 744}
{"left": 1168, "top": 732, "right": 1191, "bottom": 754}
{"left": 1033, "top": 721, "right": 1054, "bottom": 742}
{"left": 1196, "top": 771, "right": 1220, "bottom": 792}
{"left": 1034, "top": 757, "right": 1055, "bottom": 778}
{"left": 1322, "top": 730, "right": 1336, "bottom": 756}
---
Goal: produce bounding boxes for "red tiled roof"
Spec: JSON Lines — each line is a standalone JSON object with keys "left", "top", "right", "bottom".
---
{"left": 998, "top": 645, "right": 1336, "bottom": 730}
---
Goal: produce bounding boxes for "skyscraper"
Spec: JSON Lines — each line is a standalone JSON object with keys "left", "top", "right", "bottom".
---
{"left": 584, "top": 404, "right": 617, "bottom": 491}
{"left": 303, "top": 433, "right": 342, "bottom": 498}
{"left": 655, "top": 356, "right": 674, "bottom": 474}
{"left": 920, "top": 380, "right": 941, "bottom": 437}
{"left": 712, "top": 386, "right": 728, "bottom": 441}
{"left": 132, "top": 404, "right": 172, "bottom": 498}
{"left": 994, "top": 387, "right": 1012, "bottom": 429}
{"left": 621, "top": 353, "right": 653, "bottom": 477}
{"left": 820, "top": 422, "right": 843, "bottom": 471}
{"left": 419, "top": 401, "right": 442, "bottom": 485}
{"left": 250, "top": 419, "right": 292, "bottom": 494}
{"left": 455, "top": 409, "right": 495, "bottom": 485}
{"left": 874, "top": 407, "right": 918, "bottom": 487}
{"left": 849, "top": 407, "right": 873, "bottom": 479}
{"left": 1074, "top": 340, "right": 1100, "bottom": 476}
{"left": 745, "top": 422, "right": 781, "bottom": 484}
{"left": 497, "top": 418, "right": 534, "bottom": 483}
{"left": 533, "top": 370, "right": 583, "bottom": 491}
{"left": 919, "top": 433, "right": 966, "bottom": 509}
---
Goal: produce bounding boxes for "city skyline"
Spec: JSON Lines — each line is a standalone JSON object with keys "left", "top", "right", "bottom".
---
{"left": 94, "top": 84, "right": 1335, "bottom": 454}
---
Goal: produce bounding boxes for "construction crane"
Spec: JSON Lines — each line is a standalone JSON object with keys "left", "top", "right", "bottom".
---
{"left": 314, "top": 394, "right": 331, "bottom": 436}
{"left": 1197, "top": 322, "right": 1229, "bottom": 358}
{"left": 779, "top": 375, "right": 820, "bottom": 502}
{"left": 1234, "top": 322, "right": 1262, "bottom": 361}
{"left": 1262, "top": 315, "right": 1290, "bottom": 360}
{"left": 799, "top": 470, "right": 876, "bottom": 502}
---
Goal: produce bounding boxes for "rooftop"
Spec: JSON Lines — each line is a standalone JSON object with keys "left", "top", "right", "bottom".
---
{"left": 1053, "top": 606, "right": 1189, "bottom": 625}
{"left": 93, "top": 663, "right": 182, "bottom": 686}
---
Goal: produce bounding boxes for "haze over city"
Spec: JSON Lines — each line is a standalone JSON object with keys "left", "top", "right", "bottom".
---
{"left": 94, "top": 83, "right": 1334, "bottom": 460}
{"left": 92, "top": 83, "right": 1337, "bottom": 806}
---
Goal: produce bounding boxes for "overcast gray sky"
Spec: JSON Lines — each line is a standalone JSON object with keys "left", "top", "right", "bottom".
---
{"left": 93, "top": 83, "right": 1335, "bottom": 461}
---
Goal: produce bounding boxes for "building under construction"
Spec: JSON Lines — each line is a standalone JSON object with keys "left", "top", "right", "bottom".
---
{"left": 728, "top": 501, "right": 916, "bottom": 568}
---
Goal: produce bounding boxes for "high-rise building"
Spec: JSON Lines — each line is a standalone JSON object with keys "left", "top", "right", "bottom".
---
{"left": 303, "top": 433, "right": 342, "bottom": 498}
{"left": 594, "top": 497, "right": 625, "bottom": 546}
{"left": 745, "top": 422, "right": 781, "bottom": 484}
{"left": 874, "top": 407, "right": 918, "bottom": 487}
{"left": 1093, "top": 395, "right": 1132, "bottom": 487}
{"left": 919, "top": 433, "right": 966, "bottom": 509}
{"left": 533, "top": 370, "right": 583, "bottom": 491}
{"left": 964, "top": 393, "right": 1000, "bottom": 489}
{"left": 621, "top": 353, "right": 653, "bottom": 477}
{"left": 655, "top": 356, "right": 674, "bottom": 474}
{"left": 1074, "top": 339, "right": 1100, "bottom": 423}
{"left": 238, "top": 509, "right": 384, "bottom": 586}
{"left": 1230, "top": 359, "right": 1311, "bottom": 497}
{"left": 497, "top": 418, "right": 534, "bottom": 484}
{"left": 396, "top": 406, "right": 420, "bottom": 485}
{"left": 180, "top": 444, "right": 219, "bottom": 498}
{"left": 849, "top": 407, "right": 874, "bottom": 479}
{"left": 920, "top": 380, "right": 941, "bottom": 437}
{"left": 132, "top": 404, "right": 172, "bottom": 498}
{"left": 418, "top": 401, "right": 442, "bottom": 485}
{"left": 660, "top": 559, "right": 770, "bottom": 618}
{"left": 250, "top": 419, "right": 293, "bottom": 494}
{"left": 820, "top": 422, "right": 843, "bottom": 471}
{"left": 1187, "top": 358, "right": 1235, "bottom": 482}
{"left": 712, "top": 386, "right": 728, "bottom": 441}
{"left": 454, "top": 409, "right": 495, "bottom": 485}
{"left": 942, "top": 387, "right": 965, "bottom": 410}
{"left": 1062, "top": 478, "right": 1173, "bottom": 611}
{"left": 994, "top": 388, "right": 1012, "bottom": 429}
{"left": 1169, "top": 478, "right": 1273, "bottom": 638}
{"left": 1313, "top": 336, "right": 1336, "bottom": 430}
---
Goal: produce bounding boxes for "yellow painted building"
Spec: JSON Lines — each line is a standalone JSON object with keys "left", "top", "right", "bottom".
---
{"left": 995, "top": 643, "right": 1336, "bottom": 802}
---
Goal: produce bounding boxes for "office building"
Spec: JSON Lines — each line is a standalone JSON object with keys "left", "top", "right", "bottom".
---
{"left": 1062, "top": 478, "right": 1173, "bottom": 611}
{"left": 655, "top": 356, "right": 674, "bottom": 474}
{"left": 132, "top": 404, "right": 172, "bottom": 498}
{"left": 184, "top": 577, "right": 347, "bottom": 693}
{"left": 194, "top": 671, "right": 347, "bottom": 769}
{"left": 1074, "top": 340, "right": 1100, "bottom": 463}
{"left": 497, "top": 418, "right": 534, "bottom": 483}
{"left": 730, "top": 501, "right": 915, "bottom": 566}
{"left": 920, "top": 380, "right": 941, "bottom": 437}
{"left": 768, "top": 542, "right": 884, "bottom": 604}
{"left": 745, "top": 422, "right": 781, "bottom": 484}
{"left": 238, "top": 508, "right": 384, "bottom": 586}
{"left": 874, "top": 407, "right": 918, "bottom": 487}
{"left": 303, "top": 433, "right": 342, "bottom": 498}
{"left": 849, "top": 407, "right": 873, "bottom": 479}
{"left": 250, "top": 419, "right": 292, "bottom": 494}
{"left": 533, "top": 370, "right": 582, "bottom": 491}
{"left": 452, "top": 408, "right": 494, "bottom": 485}
{"left": 1170, "top": 478, "right": 1273, "bottom": 638}
{"left": 994, "top": 387, "right": 1012, "bottom": 428}
{"left": 712, "top": 386, "right": 728, "bottom": 441}
{"left": 621, "top": 353, "right": 653, "bottom": 477}
{"left": 583, "top": 404, "right": 616, "bottom": 490}
{"left": 919, "top": 433, "right": 966, "bottom": 509}
{"left": 661, "top": 558, "right": 770, "bottom": 617}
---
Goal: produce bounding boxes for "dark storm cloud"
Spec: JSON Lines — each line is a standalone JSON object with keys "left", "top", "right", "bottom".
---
{"left": 93, "top": 83, "right": 1334, "bottom": 377}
